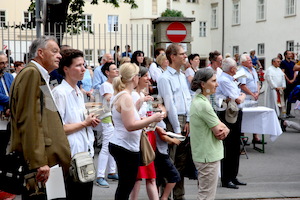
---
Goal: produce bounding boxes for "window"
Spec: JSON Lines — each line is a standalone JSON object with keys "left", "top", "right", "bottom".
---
{"left": 233, "top": 46, "right": 239, "bottom": 56}
{"left": 211, "top": 4, "right": 218, "bottom": 29}
{"left": 24, "top": 11, "right": 36, "bottom": 28}
{"left": 85, "top": 49, "right": 93, "bottom": 62}
{"left": 108, "top": 15, "right": 119, "bottom": 32}
{"left": 286, "top": 0, "right": 296, "bottom": 16}
{"left": 98, "top": 49, "right": 105, "bottom": 59}
{"left": 187, "top": 0, "right": 197, "bottom": 3}
{"left": 257, "top": 0, "right": 266, "bottom": 21}
{"left": 152, "top": 0, "right": 157, "bottom": 15}
{"left": 257, "top": 43, "right": 265, "bottom": 56}
{"left": 81, "top": 14, "right": 92, "bottom": 32}
{"left": 199, "top": 21, "right": 206, "bottom": 37}
{"left": 232, "top": 1, "right": 240, "bottom": 25}
{"left": 0, "top": 11, "right": 6, "bottom": 27}
{"left": 286, "top": 41, "right": 294, "bottom": 51}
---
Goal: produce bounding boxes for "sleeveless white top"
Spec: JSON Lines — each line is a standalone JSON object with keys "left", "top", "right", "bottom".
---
{"left": 110, "top": 91, "right": 142, "bottom": 152}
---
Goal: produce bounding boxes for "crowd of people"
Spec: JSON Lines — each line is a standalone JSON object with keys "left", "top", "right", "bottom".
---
{"left": 0, "top": 37, "right": 299, "bottom": 200}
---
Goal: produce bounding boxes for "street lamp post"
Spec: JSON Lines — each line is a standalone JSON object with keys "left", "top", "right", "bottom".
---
{"left": 35, "top": 0, "right": 42, "bottom": 38}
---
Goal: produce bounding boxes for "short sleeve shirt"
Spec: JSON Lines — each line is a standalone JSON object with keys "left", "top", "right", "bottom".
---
{"left": 190, "top": 94, "right": 224, "bottom": 163}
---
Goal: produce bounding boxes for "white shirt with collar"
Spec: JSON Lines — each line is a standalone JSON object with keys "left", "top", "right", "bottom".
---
{"left": 157, "top": 66, "right": 191, "bottom": 133}
{"left": 32, "top": 60, "right": 58, "bottom": 110}
{"left": 52, "top": 80, "right": 95, "bottom": 157}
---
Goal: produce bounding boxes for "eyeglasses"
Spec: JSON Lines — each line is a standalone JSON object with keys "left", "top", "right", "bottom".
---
{"left": 177, "top": 52, "right": 187, "bottom": 56}
{"left": 0, "top": 62, "right": 8, "bottom": 66}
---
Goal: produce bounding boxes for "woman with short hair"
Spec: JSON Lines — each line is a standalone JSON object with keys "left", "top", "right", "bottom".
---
{"left": 190, "top": 68, "right": 229, "bottom": 200}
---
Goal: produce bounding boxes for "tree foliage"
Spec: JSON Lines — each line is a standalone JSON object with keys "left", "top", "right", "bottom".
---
{"left": 161, "top": 9, "right": 184, "bottom": 17}
{"left": 28, "top": 0, "right": 138, "bottom": 34}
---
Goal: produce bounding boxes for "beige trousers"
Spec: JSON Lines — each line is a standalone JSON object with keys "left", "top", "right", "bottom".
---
{"left": 194, "top": 160, "right": 220, "bottom": 200}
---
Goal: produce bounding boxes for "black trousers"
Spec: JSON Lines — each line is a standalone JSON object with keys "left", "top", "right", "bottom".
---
{"left": 218, "top": 110, "right": 243, "bottom": 184}
{"left": 65, "top": 176, "right": 93, "bottom": 200}
{"left": 0, "top": 122, "right": 11, "bottom": 157}
{"left": 284, "top": 83, "right": 296, "bottom": 115}
{"left": 109, "top": 143, "right": 140, "bottom": 200}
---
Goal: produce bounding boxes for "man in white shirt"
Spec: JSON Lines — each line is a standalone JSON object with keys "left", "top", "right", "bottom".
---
{"left": 157, "top": 43, "right": 192, "bottom": 200}
{"left": 238, "top": 54, "right": 263, "bottom": 144}
{"left": 216, "top": 57, "right": 247, "bottom": 189}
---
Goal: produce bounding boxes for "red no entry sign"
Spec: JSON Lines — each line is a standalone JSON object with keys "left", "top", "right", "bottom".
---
{"left": 166, "top": 22, "right": 187, "bottom": 43}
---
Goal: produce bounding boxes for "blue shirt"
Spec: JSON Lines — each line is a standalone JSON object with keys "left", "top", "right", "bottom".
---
{"left": 121, "top": 52, "right": 132, "bottom": 58}
{"left": 0, "top": 73, "right": 14, "bottom": 111}
{"left": 250, "top": 55, "right": 259, "bottom": 67}
{"left": 238, "top": 66, "right": 259, "bottom": 93}
{"left": 82, "top": 70, "right": 93, "bottom": 91}
{"left": 92, "top": 65, "right": 107, "bottom": 90}
{"left": 157, "top": 66, "right": 191, "bottom": 133}
{"left": 216, "top": 72, "right": 240, "bottom": 103}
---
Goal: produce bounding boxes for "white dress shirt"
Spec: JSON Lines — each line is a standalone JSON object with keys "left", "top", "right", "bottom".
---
{"left": 53, "top": 80, "right": 95, "bottom": 157}
{"left": 157, "top": 66, "right": 191, "bottom": 133}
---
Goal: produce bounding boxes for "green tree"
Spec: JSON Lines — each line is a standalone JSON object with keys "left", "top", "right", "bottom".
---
{"left": 29, "top": 0, "right": 138, "bottom": 44}
{"left": 161, "top": 9, "right": 184, "bottom": 17}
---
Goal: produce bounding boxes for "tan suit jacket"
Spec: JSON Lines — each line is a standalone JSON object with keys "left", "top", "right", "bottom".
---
{"left": 9, "top": 62, "right": 71, "bottom": 174}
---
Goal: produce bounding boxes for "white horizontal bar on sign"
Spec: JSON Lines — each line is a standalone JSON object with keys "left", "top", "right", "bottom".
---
{"left": 166, "top": 30, "right": 187, "bottom": 35}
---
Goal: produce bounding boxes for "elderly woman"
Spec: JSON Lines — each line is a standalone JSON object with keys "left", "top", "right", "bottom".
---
{"left": 190, "top": 68, "right": 229, "bottom": 200}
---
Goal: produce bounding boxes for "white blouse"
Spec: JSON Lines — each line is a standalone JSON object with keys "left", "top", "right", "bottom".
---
{"left": 52, "top": 80, "right": 95, "bottom": 157}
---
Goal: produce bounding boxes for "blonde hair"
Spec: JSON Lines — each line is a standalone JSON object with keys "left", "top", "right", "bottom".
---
{"left": 113, "top": 63, "right": 139, "bottom": 94}
{"left": 120, "top": 57, "right": 131, "bottom": 65}
{"left": 156, "top": 54, "right": 167, "bottom": 66}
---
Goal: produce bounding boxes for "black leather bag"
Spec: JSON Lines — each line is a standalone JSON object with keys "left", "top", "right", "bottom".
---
{"left": 0, "top": 151, "right": 28, "bottom": 194}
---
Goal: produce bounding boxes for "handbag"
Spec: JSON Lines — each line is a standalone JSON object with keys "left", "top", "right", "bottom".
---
{"left": 140, "top": 130, "right": 155, "bottom": 166}
{"left": 69, "top": 151, "right": 96, "bottom": 183}
{"left": 0, "top": 151, "right": 28, "bottom": 194}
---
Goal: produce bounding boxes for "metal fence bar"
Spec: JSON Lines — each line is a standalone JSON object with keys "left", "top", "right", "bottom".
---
{"left": 142, "top": 24, "right": 144, "bottom": 54}
{"left": 98, "top": 23, "right": 100, "bottom": 62}
{"left": 120, "top": 24, "right": 122, "bottom": 57}
{"left": 104, "top": 24, "right": 106, "bottom": 53}
{"left": 87, "top": 24, "right": 90, "bottom": 66}
{"left": 93, "top": 23, "right": 96, "bottom": 67}
{"left": 147, "top": 24, "right": 149, "bottom": 57}
{"left": 7, "top": 22, "right": 10, "bottom": 59}
{"left": 19, "top": 22, "right": 22, "bottom": 61}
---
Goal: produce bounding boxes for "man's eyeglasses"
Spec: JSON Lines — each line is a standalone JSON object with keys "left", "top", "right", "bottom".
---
{"left": 0, "top": 62, "right": 8, "bottom": 66}
{"left": 177, "top": 52, "right": 187, "bottom": 56}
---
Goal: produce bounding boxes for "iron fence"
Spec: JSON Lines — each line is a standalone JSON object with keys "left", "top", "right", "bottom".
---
{"left": 1, "top": 22, "right": 154, "bottom": 67}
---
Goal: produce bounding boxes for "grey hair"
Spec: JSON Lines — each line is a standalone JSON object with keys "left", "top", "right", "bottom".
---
{"left": 271, "top": 57, "right": 280, "bottom": 64}
{"left": 240, "top": 54, "right": 249, "bottom": 63}
{"left": 28, "top": 36, "right": 58, "bottom": 61}
{"left": 222, "top": 57, "right": 237, "bottom": 72}
{"left": 191, "top": 68, "right": 215, "bottom": 92}
{"left": 0, "top": 51, "right": 5, "bottom": 56}
{"left": 139, "top": 66, "right": 148, "bottom": 77}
